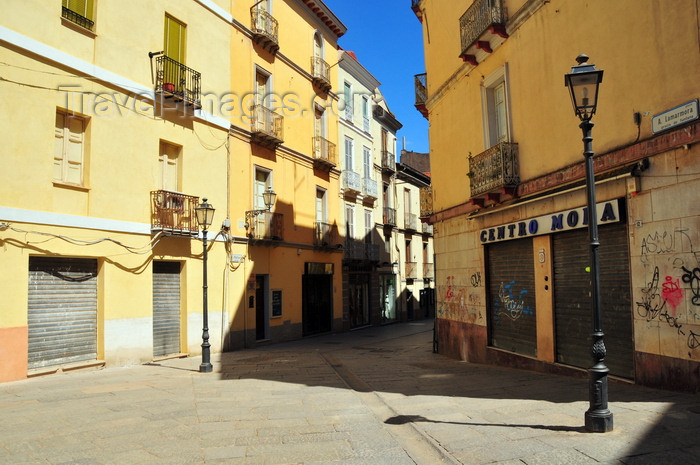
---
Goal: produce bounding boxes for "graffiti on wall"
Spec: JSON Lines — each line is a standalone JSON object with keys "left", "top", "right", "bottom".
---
{"left": 637, "top": 263, "right": 700, "bottom": 350}
{"left": 493, "top": 280, "right": 532, "bottom": 325}
{"left": 437, "top": 273, "right": 484, "bottom": 324}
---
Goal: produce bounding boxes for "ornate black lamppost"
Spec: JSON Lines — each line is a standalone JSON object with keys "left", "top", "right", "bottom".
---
{"left": 195, "top": 198, "right": 215, "bottom": 373}
{"left": 565, "top": 54, "right": 613, "bottom": 432}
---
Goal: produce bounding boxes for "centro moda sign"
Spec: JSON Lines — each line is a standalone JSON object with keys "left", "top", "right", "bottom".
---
{"left": 479, "top": 199, "right": 622, "bottom": 244}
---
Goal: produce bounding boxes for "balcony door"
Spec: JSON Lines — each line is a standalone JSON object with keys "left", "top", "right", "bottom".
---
{"left": 159, "top": 141, "right": 180, "bottom": 192}
{"left": 164, "top": 15, "right": 186, "bottom": 64}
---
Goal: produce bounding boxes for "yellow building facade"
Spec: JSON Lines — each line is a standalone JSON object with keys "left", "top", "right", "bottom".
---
{"left": 0, "top": 0, "right": 347, "bottom": 383}
{"left": 414, "top": 0, "right": 700, "bottom": 391}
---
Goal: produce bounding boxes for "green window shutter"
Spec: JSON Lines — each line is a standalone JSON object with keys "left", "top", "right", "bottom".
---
{"left": 164, "top": 15, "right": 186, "bottom": 64}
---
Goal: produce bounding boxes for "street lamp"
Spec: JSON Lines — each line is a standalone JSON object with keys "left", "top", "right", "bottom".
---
{"left": 565, "top": 54, "right": 613, "bottom": 433}
{"left": 244, "top": 186, "right": 277, "bottom": 229}
{"left": 195, "top": 198, "right": 215, "bottom": 373}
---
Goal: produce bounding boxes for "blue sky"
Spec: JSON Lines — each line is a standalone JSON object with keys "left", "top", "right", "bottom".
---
{"left": 323, "top": 0, "right": 429, "bottom": 154}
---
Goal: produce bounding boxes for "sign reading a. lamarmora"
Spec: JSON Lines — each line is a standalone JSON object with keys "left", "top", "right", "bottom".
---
{"left": 652, "top": 100, "right": 699, "bottom": 134}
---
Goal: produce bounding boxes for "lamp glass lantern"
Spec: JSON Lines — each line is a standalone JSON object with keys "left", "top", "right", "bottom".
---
{"left": 564, "top": 54, "right": 604, "bottom": 121}
{"left": 195, "top": 198, "right": 215, "bottom": 229}
{"left": 262, "top": 187, "right": 277, "bottom": 211}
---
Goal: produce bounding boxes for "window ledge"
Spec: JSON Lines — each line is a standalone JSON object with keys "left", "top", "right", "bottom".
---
{"left": 53, "top": 181, "right": 90, "bottom": 192}
{"left": 61, "top": 17, "right": 97, "bottom": 38}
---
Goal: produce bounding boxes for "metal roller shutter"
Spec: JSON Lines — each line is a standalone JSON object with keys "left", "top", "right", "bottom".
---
{"left": 28, "top": 257, "right": 98, "bottom": 369}
{"left": 152, "top": 261, "right": 181, "bottom": 357}
{"left": 486, "top": 238, "right": 537, "bottom": 357}
{"left": 553, "top": 222, "right": 634, "bottom": 379}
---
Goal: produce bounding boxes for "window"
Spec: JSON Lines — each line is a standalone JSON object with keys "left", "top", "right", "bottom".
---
{"left": 344, "top": 136, "right": 354, "bottom": 172}
{"left": 344, "top": 82, "right": 353, "bottom": 122}
{"left": 345, "top": 204, "right": 355, "bottom": 240}
{"left": 363, "top": 146, "right": 372, "bottom": 180}
{"left": 254, "top": 168, "right": 272, "bottom": 210}
{"left": 314, "top": 105, "right": 326, "bottom": 138}
{"left": 481, "top": 64, "right": 511, "bottom": 148}
{"left": 62, "top": 0, "right": 95, "bottom": 31}
{"left": 362, "top": 96, "right": 370, "bottom": 132}
{"left": 313, "top": 32, "right": 323, "bottom": 59}
{"left": 316, "top": 188, "right": 327, "bottom": 223}
{"left": 364, "top": 209, "right": 373, "bottom": 244}
{"left": 159, "top": 141, "right": 180, "bottom": 192}
{"left": 164, "top": 15, "right": 186, "bottom": 64}
{"left": 256, "top": 69, "right": 272, "bottom": 108}
{"left": 54, "top": 110, "right": 87, "bottom": 186}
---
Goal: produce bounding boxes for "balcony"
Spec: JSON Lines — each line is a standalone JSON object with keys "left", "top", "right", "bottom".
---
{"left": 312, "top": 136, "right": 337, "bottom": 169}
{"left": 251, "top": 7, "right": 279, "bottom": 54}
{"left": 344, "top": 240, "right": 379, "bottom": 262}
{"left": 251, "top": 104, "right": 284, "bottom": 148}
{"left": 423, "top": 262, "right": 434, "bottom": 279}
{"left": 414, "top": 73, "right": 428, "bottom": 119}
{"left": 405, "top": 262, "right": 418, "bottom": 280}
{"left": 248, "top": 211, "right": 284, "bottom": 241}
{"left": 154, "top": 55, "right": 202, "bottom": 109}
{"left": 363, "top": 177, "right": 378, "bottom": 199}
{"left": 366, "top": 243, "right": 380, "bottom": 262}
{"left": 383, "top": 207, "right": 397, "bottom": 227}
{"left": 419, "top": 186, "right": 433, "bottom": 219}
{"left": 342, "top": 170, "right": 362, "bottom": 194}
{"left": 314, "top": 221, "right": 340, "bottom": 247}
{"left": 411, "top": 0, "right": 423, "bottom": 22}
{"left": 311, "top": 57, "right": 332, "bottom": 93}
{"left": 458, "top": 0, "right": 509, "bottom": 66}
{"left": 381, "top": 150, "right": 396, "bottom": 174}
{"left": 151, "top": 190, "right": 199, "bottom": 236}
{"left": 468, "top": 141, "right": 519, "bottom": 203}
{"left": 344, "top": 240, "right": 364, "bottom": 261}
{"left": 404, "top": 213, "right": 419, "bottom": 231}
{"left": 422, "top": 222, "right": 434, "bottom": 235}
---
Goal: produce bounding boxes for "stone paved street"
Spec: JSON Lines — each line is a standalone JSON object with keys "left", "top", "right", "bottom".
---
{"left": 1, "top": 320, "right": 699, "bottom": 464}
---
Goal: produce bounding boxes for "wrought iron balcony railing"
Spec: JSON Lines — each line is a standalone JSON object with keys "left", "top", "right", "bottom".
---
{"left": 154, "top": 55, "right": 202, "bottom": 108}
{"left": 404, "top": 213, "right": 419, "bottom": 231}
{"left": 311, "top": 57, "right": 331, "bottom": 92}
{"left": 459, "top": 0, "right": 509, "bottom": 64}
{"left": 414, "top": 73, "right": 428, "bottom": 119}
{"left": 251, "top": 104, "right": 284, "bottom": 147}
{"left": 366, "top": 243, "right": 380, "bottom": 262}
{"left": 248, "top": 211, "right": 284, "bottom": 241}
{"left": 342, "top": 170, "right": 362, "bottom": 193}
{"left": 468, "top": 141, "right": 519, "bottom": 198}
{"left": 344, "top": 240, "right": 379, "bottom": 262}
{"left": 344, "top": 239, "right": 365, "bottom": 260}
{"left": 419, "top": 186, "right": 433, "bottom": 218}
{"left": 363, "top": 177, "right": 378, "bottom": 199}
{"left": 61, "top": 6, "right": 94, "bottom": 30}
{"left": 405, "top": 262, "right": 418, "bottom": 280}
{"left": 251, "top": 7, "right": 279, "bottom": 54}
{"left": 383, "top": 207, "right": 397, "bottom": 226}
{"left": 312, "top": 136, "right": 337, "bottom": 168}
{"left": 151, "top": 190, "right": 199, "bottom": 236}
{"left": 381, "top": 150, "right": 396, "bottom": 173}
{"left": 314, "top": 221, "right": 339, "bottom": 247}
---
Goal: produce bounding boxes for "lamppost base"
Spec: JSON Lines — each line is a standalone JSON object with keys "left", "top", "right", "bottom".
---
{"left": 199, "top": 363, "right": 213, "bottom": 373}
{"left": 585, "top": 410, "right": 614, "bottom": 433}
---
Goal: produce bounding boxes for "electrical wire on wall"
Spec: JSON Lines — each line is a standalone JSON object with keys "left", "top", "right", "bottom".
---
{"left": 0, "top": 222, "right": 165, "bottom": 255}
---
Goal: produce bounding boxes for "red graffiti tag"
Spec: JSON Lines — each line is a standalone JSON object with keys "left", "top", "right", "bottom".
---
{"left": 661, "top": 276, "right": 684, "bottom": 314}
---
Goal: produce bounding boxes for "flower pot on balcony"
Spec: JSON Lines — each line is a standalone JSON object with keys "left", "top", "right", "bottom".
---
{"left": 162, "top": 82, "right": 175, "bottom": 93}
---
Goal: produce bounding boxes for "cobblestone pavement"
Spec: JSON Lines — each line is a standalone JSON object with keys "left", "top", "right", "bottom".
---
{"left": 1, "top": 320, "right": 699, "bottom": 464}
